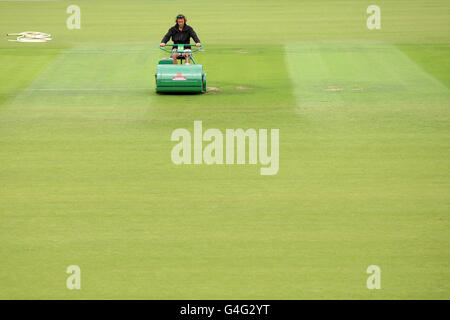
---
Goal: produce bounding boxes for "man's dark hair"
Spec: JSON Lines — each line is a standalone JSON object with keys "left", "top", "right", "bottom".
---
{"left": 176, "top": 14, "right": 186, "bottom": 21}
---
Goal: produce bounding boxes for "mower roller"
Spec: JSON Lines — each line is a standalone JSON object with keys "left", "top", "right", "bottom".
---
{"left": 155, "top": 44, "right": 206, "bottom": 93}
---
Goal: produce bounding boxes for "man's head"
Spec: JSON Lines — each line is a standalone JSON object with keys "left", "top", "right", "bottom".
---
{"left": 176, "top": 14, "right": 186, "bottom": 27}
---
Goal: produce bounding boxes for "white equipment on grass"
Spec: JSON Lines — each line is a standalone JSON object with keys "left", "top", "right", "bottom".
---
{"left": 7, "top": 31, "right": 52, "bottom": 43}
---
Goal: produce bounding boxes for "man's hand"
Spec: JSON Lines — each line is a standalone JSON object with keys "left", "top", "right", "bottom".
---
{"left": 196, "top": 43, "right": 201, "bottom": 47}
{"left": 160, "top": 43, "right": 165, "bottom": 47}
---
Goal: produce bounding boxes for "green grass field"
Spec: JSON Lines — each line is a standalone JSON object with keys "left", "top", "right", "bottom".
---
{"left": 0, "top": 0, "right": 449, "bottom": 299}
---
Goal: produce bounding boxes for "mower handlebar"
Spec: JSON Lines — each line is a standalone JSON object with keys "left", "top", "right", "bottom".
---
{"left": 162, "top": 44, "right": 199, "bottom": 47}
{"left": 159, "top": 44, "right": 203, "bottom": 53}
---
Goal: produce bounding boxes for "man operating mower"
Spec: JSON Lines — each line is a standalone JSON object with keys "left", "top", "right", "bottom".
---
{"left": 160, "top": 14, "right": 201, "bottom": 65}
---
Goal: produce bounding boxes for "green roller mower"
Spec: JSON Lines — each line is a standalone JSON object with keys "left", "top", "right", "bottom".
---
{"left": 155, "top": 44, "right": 206, "bottom": 93}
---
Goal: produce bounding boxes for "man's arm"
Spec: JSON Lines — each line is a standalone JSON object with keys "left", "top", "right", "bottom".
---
{"left": 161, "top": 28, "right": 173, "bottom": 44}
{"left": 189, "top": 27, "right": 201, "bottom": 44}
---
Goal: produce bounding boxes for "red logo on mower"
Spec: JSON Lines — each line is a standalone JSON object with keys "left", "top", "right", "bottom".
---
{"left": 172, "top": 73, "right": 187, "bottom": 81}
